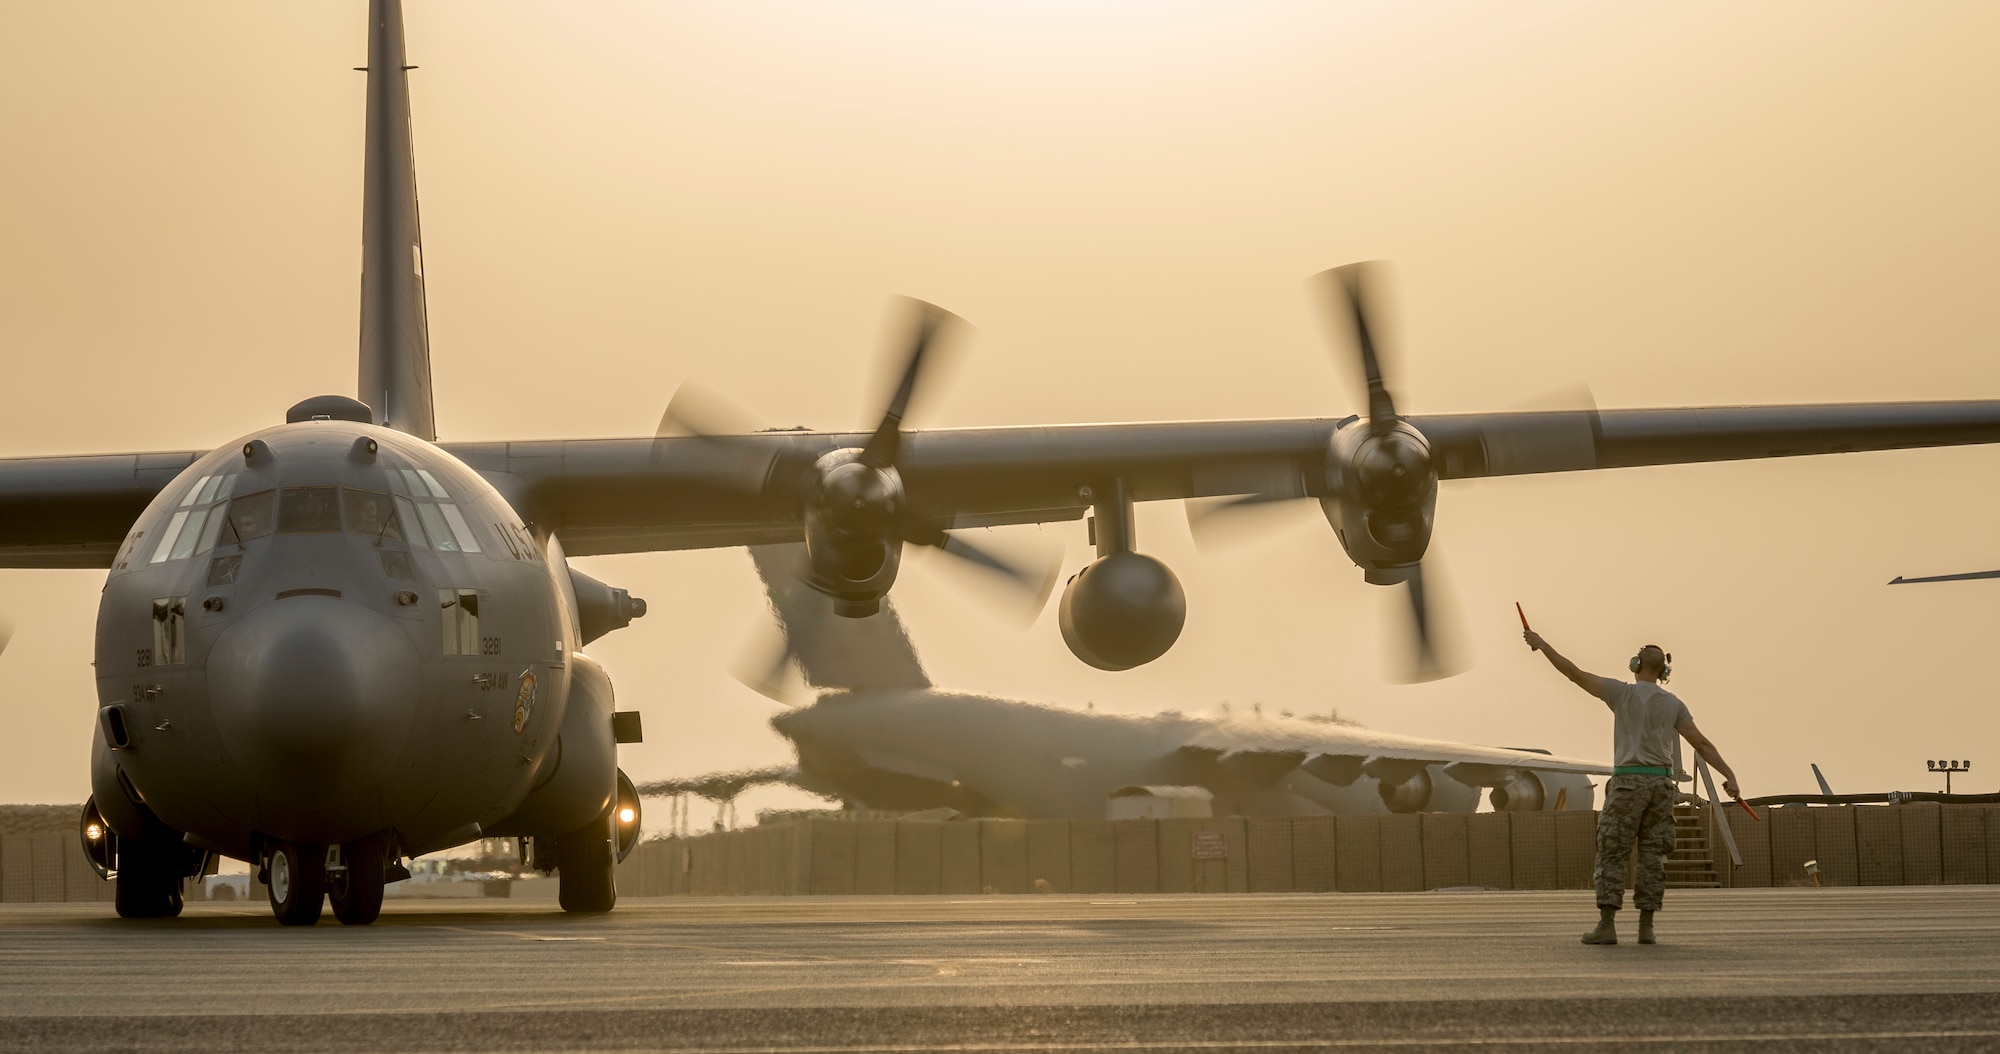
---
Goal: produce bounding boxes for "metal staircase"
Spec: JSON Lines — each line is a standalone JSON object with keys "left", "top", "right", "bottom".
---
{"left": 1665, "top": 801, "right": 1721, "bottom": 888}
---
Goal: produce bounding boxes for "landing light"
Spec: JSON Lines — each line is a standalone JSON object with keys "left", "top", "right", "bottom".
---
{"left": 618, "top": 808, "right": 636, "bottom": 824}
{"left": 85, "top": 823, "right": 103, "bottom": 841}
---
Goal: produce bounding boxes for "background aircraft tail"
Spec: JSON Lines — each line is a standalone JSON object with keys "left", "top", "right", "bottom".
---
{"left": 748, "top": 544, "right": 932, "bottom": 693}
{"left": 357, "top": 0, "right": 438, "bottom": 440}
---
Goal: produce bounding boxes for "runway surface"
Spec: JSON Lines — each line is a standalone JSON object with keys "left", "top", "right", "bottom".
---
{"left": 5, "top": 887, "right": 1999, "bottom": 1052}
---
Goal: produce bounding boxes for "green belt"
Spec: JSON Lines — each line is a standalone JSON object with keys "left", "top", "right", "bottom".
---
{"left": 1614, "top": 765, "right": 1672, "bottom": 776}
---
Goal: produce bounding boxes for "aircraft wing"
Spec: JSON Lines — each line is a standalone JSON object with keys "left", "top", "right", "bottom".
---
{"left": 445, "top": 399, "right": 2000, "bottom": 556}
{"left": 5, "top": 400, "right": 2000, "bottom": 565}
{"left": 1181, "top": 718, "right": 1613, "bottom": 787}
{"left": 0, "top": 451, "right": 204, "bottom": 568}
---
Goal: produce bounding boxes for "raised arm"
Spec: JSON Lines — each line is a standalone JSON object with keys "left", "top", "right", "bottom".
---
{"left": 1677, "top": 718, "right": 1742, "bottom": 800}
{"left": 1522, "top": 630, "right": 1615, "bottom": 701}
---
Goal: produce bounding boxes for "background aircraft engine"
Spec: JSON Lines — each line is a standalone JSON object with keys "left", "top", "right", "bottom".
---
{"left": 1058, "top": 552, "right": 1187, "bottom": 671}
{"left": 1377, "top": 767, "right": 1434, "bottom": 813}
{"left": 1488, "top": 769, "right": 1595, "bottom": 812}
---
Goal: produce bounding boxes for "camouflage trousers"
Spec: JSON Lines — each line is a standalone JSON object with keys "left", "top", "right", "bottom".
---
{"left": 1595, "top": 774, "right": 1677, "bottom": 911}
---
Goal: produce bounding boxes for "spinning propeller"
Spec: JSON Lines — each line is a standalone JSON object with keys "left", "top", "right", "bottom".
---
{"left": 1189, "top": 262, "right": 1464, "bottom": 682}
{"left": 660, "top": 299, "right": 1059, "bottom": 620}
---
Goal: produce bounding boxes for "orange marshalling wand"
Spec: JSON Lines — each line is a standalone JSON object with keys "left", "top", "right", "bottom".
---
{"left": 1515, "top": 602, "right": 1530, "bottom": 630}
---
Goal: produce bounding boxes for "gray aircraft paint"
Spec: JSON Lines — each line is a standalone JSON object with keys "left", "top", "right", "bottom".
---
{"left": 5, "top": 1, "right": 2000, "bottom": 923}
{"left": 641, "top": 544, "right": 1599, "bottom": 819}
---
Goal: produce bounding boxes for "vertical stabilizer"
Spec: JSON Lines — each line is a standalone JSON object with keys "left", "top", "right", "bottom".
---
{"left": 357, "top": 0, "right": 438, "bottom": 440}
{"left": 750, "top": 545, "right": 932, "bottom": 693}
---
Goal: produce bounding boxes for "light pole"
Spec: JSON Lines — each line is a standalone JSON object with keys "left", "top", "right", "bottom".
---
{"left": 1927, "top": 758, "right": 1971, "bottom": 794}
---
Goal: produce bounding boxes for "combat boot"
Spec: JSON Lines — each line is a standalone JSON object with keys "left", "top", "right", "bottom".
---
{"left": 1638, "top": 910, "right": 1656, "bottom": 945}
{"left": 1581, "top": 907, "right": 1617, "bottom": 945}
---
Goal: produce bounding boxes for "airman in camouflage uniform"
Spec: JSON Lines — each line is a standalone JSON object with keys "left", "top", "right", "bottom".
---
{"left": 1523, "top": 633, "right": 1741, "bottom": 946}
{"left": 1595, "top": 773, "right": 1677, "bottom": 914}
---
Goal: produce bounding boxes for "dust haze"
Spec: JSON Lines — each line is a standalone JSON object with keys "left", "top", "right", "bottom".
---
{"left": 2, "top": 1, "right": 1997, "bottom": 825}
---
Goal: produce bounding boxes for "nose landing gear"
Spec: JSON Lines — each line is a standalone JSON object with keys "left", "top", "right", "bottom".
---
{"left": 264, "top": 834, "right": 395, "bottom": 926}
{"left": 265, "top": 842, "right": 325, "bottom": 926}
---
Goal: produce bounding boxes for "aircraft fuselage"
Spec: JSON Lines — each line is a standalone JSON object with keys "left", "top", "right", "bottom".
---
{"left": 89, "top": 417, "right": 612, "bottom": 864}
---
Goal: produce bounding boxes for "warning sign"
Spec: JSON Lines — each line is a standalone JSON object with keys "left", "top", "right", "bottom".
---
{"left": 1191, "top": 831, "right": 1228, "bottom": 860}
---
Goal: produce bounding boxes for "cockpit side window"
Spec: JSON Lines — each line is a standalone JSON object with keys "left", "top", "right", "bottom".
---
{"left": 342, "top": 489, "right": 402, "bottom": 541}
{"left": 151, "top": 597, "right": 187, "bottom": 665}
{"left": 277, "top": 487, "right": 341, "bottom": 534}
{"left": 415, "top": 502, "right": 459, "bottom": 552}
{"left": 439, "top": 588, "right": 480, "bottom": 655}
{"left": 393, "top": 497, "right": 427, "bottom": 549}
{"left": 146, "top": 472, "right": 242, "bottom": 564}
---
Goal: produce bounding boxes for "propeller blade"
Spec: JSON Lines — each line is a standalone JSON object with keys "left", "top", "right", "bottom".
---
{"left": 1317, "top": 262, "right": 1398, "bottom": 432}
{"left": 1183, "top": 493, "right": 1316, "bottom": 552}
{"left": 901, "top": 515, "right": 1060, "bottom": 622}
{"left": 656, "top": 383, "right": 767, "bottom": 440}
{"left": 1387, "top": 560, "right": 1466, "bottom": 683}
{"left": 654, "top": 384, "right": 814, "bottom": 500}
{"left": 860, "top": 299, "right": 960, "bottom": 469}
{"left": 729, "top": 618, "right": 809, "bottom": 707}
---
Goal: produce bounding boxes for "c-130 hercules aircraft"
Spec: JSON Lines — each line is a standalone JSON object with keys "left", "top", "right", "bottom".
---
{"left": 7, "top": 0, "right": 2000, "bottom": 925}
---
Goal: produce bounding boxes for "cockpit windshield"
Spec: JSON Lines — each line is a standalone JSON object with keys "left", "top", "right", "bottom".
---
{"left": 342, "top": 489, "right": 403, "bottom": 541}
{"left": 277, "top": 487, "right": 342, "bottom": 533}
{"left": 223, "top": 490, "right": 276, "bottom": 544}
{"left": 159, "top": 480, "right": 471, "bottom": 561}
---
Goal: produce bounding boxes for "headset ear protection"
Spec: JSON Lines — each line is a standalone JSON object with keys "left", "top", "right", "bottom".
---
{"left": 1630, "top": 645, "right": 1672, "bottom": 682}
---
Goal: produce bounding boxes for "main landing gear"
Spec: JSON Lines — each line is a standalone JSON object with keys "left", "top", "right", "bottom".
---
{"left": 553, "top": 808, "right": 617, "bottom": 913}
{"left": 113, "top": 839, "right": 192, "bottom": 919}
{"left": 264, "top": 834, "right": 401, "bottom": 926}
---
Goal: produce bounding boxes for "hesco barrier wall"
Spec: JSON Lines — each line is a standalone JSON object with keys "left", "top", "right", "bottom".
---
{"left": 7, "top": 803, "right": 1997, "bottom": 902}
{"left": 0, "top": 832, "right": 118, "bottom": 903}
{"left": 616, "top": 804, "right": 2000, "bottom": 897}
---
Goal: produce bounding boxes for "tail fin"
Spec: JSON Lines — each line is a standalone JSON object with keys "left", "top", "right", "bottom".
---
{"left": 357, "top": 0, "right": 438, "bottom": 440}
{"left": 749, "top": 544, "right": 931, "bottom": 692}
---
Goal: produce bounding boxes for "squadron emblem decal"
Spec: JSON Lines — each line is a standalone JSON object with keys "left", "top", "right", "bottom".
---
{"left": 512, "top": 669, "right": 539, "bottom": 734}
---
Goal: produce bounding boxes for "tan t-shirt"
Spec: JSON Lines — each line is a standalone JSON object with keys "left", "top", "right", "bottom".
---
{"left": 1599, "top": 680, "right": 1691, "bottom": 768}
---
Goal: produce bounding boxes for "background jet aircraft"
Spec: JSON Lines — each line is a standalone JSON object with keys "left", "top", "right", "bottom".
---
{"left": 8, "top": 0, "right": 2000, "bottom": 926}
{"left": 639, "top": 543, "right": 1599, "bottom": 819}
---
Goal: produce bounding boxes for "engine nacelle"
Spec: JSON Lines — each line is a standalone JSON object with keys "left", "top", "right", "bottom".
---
{"left": 802, "top": 452, "right": 905, "bottom": 618}
{"left": 567, "top": 567, "right": 648, "bottom": 645}
{"left": 1059, "top": 552, "right": 1187, "bottom": 671}
{"left": 1488, "top": 769, "right": 1598, "bottom": 812}
{"left": 1320, "top": 418, "right": 1438, "bottom": 582}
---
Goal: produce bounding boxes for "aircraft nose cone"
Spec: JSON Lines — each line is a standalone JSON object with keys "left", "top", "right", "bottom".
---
{"left": 209, "top": 596, "right": 418, "bottom": 814}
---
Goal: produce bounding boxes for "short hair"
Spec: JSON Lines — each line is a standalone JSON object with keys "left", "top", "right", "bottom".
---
{"left": 1637, "top": 644, "right": 1669, "bottom": 671}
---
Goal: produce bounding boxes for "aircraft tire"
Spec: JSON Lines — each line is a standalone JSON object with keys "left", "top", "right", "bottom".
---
{"left": 329, "top": 835, "right": 387, "bottom": 926}
{"left": 113, "top": 843, "right": 184, "bottom": 919}
{"left": 267, "top": 842, "right": 326, "bottom": 927}
{"left": 555, "top": 813, "right": 617, "bottom": 914}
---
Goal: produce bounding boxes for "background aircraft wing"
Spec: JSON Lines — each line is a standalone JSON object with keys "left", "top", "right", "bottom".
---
{"left": 1182, "top": 718, "right": 1613, "bottom": 783}
{"left": 449, "top": 398, "right": 2000, "bottom": 556}
{"left": 633, "top": 765, "right": 799, "bottom": 800}
{"left": 1887, "top": 568, "right": 2000, "bottom": 585}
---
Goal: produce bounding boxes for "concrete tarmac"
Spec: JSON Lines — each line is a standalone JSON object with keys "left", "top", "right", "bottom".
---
{"left": 4, "top": 887, "right": 1999, "bottom": 1052}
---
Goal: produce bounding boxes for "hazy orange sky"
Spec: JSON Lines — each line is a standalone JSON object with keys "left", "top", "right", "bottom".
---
{"left": 2, "top": 1, "right": 1997, "bottom": 826}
